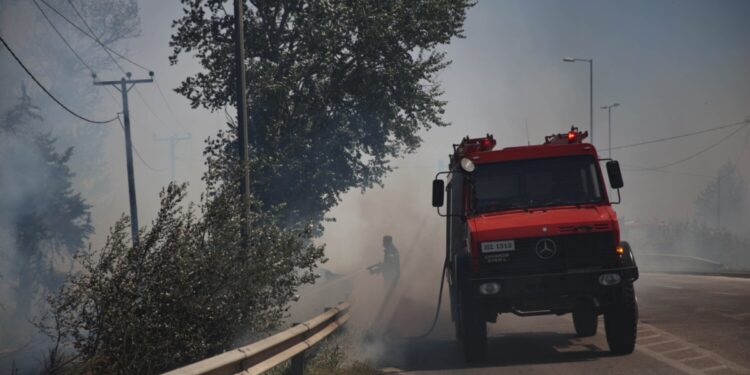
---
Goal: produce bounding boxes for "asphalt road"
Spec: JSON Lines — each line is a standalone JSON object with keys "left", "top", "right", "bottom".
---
{"left": 377, "top": 273, "right": 750, "bottom": 374}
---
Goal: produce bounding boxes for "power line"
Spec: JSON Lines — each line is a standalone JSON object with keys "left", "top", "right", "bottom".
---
{"left": 37, "top": 0, "right": 151, "bottom": 73}
{"left": 47, "top": 0, "right": 180, "bottom": 134}
{"left": 609, "top": 119, "right": 749, "bottom": 151}
{"left": 154, "top": 78, "right": 189, "bottom": 132}
{"left": 64, "top": 0, "right": 127, "bottom": 74}
{"left": 622, "top": 164, "right": 713, "bottom": 179}
{"left": 32, "top": 0, "right": 95, "bottom": 76}
{"left": 116, "top": 115, "right": 164, "bottom": 172}
{"left": 134, "top": 87, "right": 180, "bottom": 131}
{"left": 62, "top": 0, "right": 182, "bottom": 133}
{"left": 636, "top": 123, "right": 749, "bottom": 170}
{"left": 736, "top": 124, "right": 750, "bottom": 165}
{"left": 41, "top": 0, "right": 169, "bottom": 135}
{"left": 154, "top": 79, "right": 181, "bottom": 122}
{"left": 0, "top": 34, "right": 117, "bottom": 125}
{"left": 32, "top": 0, "right": 120, "bottom": 107}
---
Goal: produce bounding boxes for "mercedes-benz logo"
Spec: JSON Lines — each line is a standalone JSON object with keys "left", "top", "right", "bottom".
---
{"left": 535, "top": 238, "right": 557, "bottom": 260}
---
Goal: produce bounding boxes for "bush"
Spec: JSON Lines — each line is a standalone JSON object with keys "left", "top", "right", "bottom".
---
{"left": 268, "top": 339, "right": 381, "bottom": 375}
{"left": 631, "top": 220, "right": 750, "bottom": 271}
{"left": 40, "top": 182, "right": 325, "bottom": 374}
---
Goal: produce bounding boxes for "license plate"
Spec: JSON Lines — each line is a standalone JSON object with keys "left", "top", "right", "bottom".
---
{"left": 481, "top": 240, "right": 515, "bottom": 253}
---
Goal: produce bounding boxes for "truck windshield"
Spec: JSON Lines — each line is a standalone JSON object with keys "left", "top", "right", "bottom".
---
{"left": 471, "top": 155, "right": 604, "bottom": 213}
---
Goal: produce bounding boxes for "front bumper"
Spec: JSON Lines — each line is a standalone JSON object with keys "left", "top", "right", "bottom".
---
{"left": 468, "top": 266, "right": 639, "bottom": 314}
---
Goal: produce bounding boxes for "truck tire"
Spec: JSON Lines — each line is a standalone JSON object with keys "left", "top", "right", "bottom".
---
{"left": 452, "top": 253, "right": 487, "bottom": 362}
{"left": 573, "top": 300, "right": 598, "bottom": 337}
{"left": 451, "top": 284, "right": 463, "bottom": 341}
{"left": 458, "top": 295, "right": 487, "bottom": 363}
{"left": 604, "top": 283, "right": 638, "bottom": 355}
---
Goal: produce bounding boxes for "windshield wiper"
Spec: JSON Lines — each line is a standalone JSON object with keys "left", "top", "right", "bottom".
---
{"left": 537, "top": 199, "right": 583, "bottom": 207}
{"left": 479, "top": 202, "right": 529, "bottom": 213}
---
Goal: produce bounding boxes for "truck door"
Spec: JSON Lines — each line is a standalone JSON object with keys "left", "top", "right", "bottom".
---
{"left": 447, "top": 174, "right": 465, "bottom": 262}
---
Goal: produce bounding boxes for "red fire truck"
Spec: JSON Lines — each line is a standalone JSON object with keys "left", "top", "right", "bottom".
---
{"left": 431, "top": 127, "right": 639, "bottom": 362}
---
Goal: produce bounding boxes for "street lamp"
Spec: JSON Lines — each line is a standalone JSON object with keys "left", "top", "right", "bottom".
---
{"left": 563, "top": 57, "right": 593, "bottom": 144}
{"left": 600, "top": 102, "right": 620, "bottom": 158}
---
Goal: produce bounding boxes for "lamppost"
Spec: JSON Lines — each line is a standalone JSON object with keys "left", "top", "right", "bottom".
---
{"left": 563, "top": 57, "right": 593, "bottom": 144}
{"left": 600, "top": 102, "right": 620, "bottom": 158}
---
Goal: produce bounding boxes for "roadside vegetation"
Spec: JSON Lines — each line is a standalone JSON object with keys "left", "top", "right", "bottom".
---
{"left": 628, "top": 160, "right": 749, "bottom": 272}
{"left": 269, "top": 338, "right": 382, "bottom": 375}
{"left": 26, "top": 1, "right": 474, "bottom": 374}
{"left": 0, "top": 90, "right": 92, "bottom": 359}
{"left": 630, "top": 221, "right": 750, "bottom": 271}
{"left": 170, "top": 0, "right": 475, "bottom": 228}
{"left": 6, "top": 0, "right": 746, "bottom": 374}
{"left": 39, "top": 178, "right": 325, "bottom": 374}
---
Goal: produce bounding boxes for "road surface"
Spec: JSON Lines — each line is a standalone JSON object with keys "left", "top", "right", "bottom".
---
{"left": 377, "top": 273, "right": 750, "bottom": 374}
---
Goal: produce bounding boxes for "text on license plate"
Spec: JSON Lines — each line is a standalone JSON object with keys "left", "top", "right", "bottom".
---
{"left": 481, "top": 240, "right": 515, "bottom": 253}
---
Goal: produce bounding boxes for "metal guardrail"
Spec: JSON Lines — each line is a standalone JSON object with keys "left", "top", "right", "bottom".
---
{"left": 638, "top": 253, "right": 750, "bottom": 277}
{"left": 163, "top": 301, "right": 351, "bottom": 375}
{"left": 639, "top": 253, "right": 724, "bottom": 266}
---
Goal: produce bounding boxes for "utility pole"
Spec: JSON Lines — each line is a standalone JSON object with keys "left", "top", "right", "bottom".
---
{"left": 590, "top": 60, "right": 593, "bottom": 143}
{"left": 154, "top": 133, "right": 192, "bottom": 181}
{"left": 563, "top": 57, "right": 594, "bottom": 144}
{"left": 600, "top": 103, "right": 620, "bottom": 158}
{"left": 234, "top": 0, "right": 251, "bottom": 247}
{"left": 717, "top": 173, "right": 721, "bottom": 230}
{"left": 95, "top": 72, "right": 154, "bottom": 247}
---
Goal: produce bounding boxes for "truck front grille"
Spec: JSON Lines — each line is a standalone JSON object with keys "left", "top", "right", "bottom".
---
{"left": 479, "top": 232, "right": 617, "bottom": 276}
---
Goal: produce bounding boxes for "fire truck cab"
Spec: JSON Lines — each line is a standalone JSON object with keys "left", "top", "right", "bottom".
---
{"left": 432, "top": 127, "right": 639, "bottom": 362}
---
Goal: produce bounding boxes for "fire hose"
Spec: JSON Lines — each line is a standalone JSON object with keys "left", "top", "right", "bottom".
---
{"left": 400, "top": 254, "right": 448, "bottom": 339}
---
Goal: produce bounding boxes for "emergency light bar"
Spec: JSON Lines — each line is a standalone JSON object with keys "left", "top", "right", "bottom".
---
{"left": 545, "top": 126, "right": 589, "bottom": 145}
{"left": 455, "top": 134, "right": 496, "bottom": 155}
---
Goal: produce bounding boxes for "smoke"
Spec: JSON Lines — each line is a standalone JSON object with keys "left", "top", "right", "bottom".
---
{"left": 0, "top": 110, "right": 77, "bottom": 374}
{"left": 1, "top": 0, "right": 749, "bottom": 371}
{"left": 309, "top": 0, "right": 750, "bottom": 365}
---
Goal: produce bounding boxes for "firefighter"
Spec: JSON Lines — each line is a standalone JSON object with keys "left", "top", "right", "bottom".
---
{"left": 368, "top": 235, "right": 401, "bottom": 290}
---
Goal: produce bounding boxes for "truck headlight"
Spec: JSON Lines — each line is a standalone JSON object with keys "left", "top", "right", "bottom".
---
{"left": 479, "top": 282, "right": 501, "bottom": 295}
{"left": 598, "top": 273, "right": 622, "bottom": 286}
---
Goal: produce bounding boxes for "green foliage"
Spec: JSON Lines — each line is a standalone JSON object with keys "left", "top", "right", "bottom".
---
{"left": 0, "top": 0, "right": 141, "bottom": 200}
{"left": 0, "top": 88, "right": 92, "bottom": 324}
{"left": 41, "top": 179, "right": 325, "bottom": 374}
{"left": 170, "top": 0, "right": 474, "bottom": 225}
{"left": 304, "top": 343, "right": 379, "bottom": 375}
{"left": 268, "top": 340, "right": 380, "bottom": 375}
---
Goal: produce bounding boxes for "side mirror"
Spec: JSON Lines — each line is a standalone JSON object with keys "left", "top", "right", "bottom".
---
{"left": 432, "top": 179, "right": 445, "bottom": 207}
{"left": 606, "top": 160, "right": 624, "bottom": 189}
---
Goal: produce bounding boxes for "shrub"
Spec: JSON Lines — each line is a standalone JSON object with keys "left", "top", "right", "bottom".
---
{"left": 40, "top": 182, "right": 325, "bottom": 374}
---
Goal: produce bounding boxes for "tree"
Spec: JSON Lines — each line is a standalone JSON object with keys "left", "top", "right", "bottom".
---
{"left": 0, "top": 87, "right": 92, "bottom": 341}
{"left": 0, "top": 0, "right": 141, "bottom": 198}
{"left": 0, "top": 2, "right": 139, "bottom": 368}
{"left": 41, "top": 180, "right": 325, "bottom": 374}
{"left": 170, "top": 0, "right": 474, "bottom": 226}
{"left": 694, "top": 161, "right": 748, "bottom": 232}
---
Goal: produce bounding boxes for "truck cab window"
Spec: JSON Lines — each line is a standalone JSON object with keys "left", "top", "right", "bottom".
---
{"left": 472, "top": 155, "right": 603, "bottom": 213}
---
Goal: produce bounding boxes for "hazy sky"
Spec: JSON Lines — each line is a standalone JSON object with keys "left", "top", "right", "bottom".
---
{"left": 1, "top": 0, "right": 749, "bottom": 269}
{"left": 323, "top": 0, "right": 750, "bottom": 270}
{"left": 432, "top": 0, "right": 750, "bottom": 222}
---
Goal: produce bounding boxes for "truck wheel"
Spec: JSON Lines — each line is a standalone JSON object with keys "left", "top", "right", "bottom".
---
{"left": 604, "top": 283, "right": 638, "bottom": 355}
{"left": 573, "top": 300, "right": 598, "bottom": 337}
{"left": 450, "top": 284, "right": 462, "bottom": 341}
{"left": 458, "top": 295, "right": 487, "bottom": 362}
